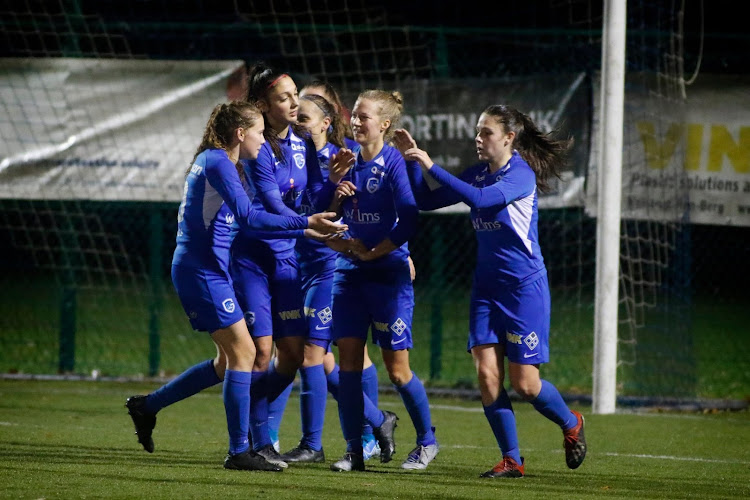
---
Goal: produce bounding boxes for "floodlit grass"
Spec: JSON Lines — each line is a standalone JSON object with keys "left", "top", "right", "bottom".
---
{"left": 1, "top": 380, "right": 749, "bottom": 499}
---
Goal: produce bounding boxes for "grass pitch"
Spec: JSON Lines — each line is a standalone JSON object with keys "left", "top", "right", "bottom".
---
{"left": 1, "top": 379, "right": 749, "bottom": 499}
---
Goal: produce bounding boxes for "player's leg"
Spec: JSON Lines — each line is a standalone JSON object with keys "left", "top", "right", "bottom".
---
{"left": 212, "top": 320, "right": 281, "bottom": 472}
{"left": 506, "top": 275, "right": 586, "bottom": 470}
{"left": 372, "top": 275, "right": 437, "bottom": 470}
{"left": 360, "top": 345, "right": 381, "bottom": 460}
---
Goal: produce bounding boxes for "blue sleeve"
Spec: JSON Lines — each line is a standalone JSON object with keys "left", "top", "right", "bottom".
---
{"left": 427, "top": 164, "right": 524, "bottom": 209}
{"left": 205, "top": 157, "right": 307, "bottom": 231}
{"left": 250, "top": 146, "right": 299, "bottom": 217}
{"left": 388, "top": 158, "right": 419, "bottom": 247}
{"left": 245, "top": 229, "right": 306, "bottom": 239}
{"left": 406, "top": 161, "right": 463, "bottom": 210}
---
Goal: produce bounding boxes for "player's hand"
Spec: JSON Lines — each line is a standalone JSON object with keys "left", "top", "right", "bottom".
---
{"left": 348, "top": 238, "right": 376, "bottom": 261}
{"left": 393, "top": 129, "right": 418, "bottom": 155}
{"left": 402, "top": 147, "right": 434, "bottom": 170}
{"left": 408, "top": 256, "right": 416, "bottom": 282}
{"left": 326, "top": 236, "right": 353, "bottom": 254}
{"left": 307, "top": 212, "right": 348, "bottom": 235}
{"left": 328, "top": 148, "right": 356, "bottom": 184}
{"left": 304, "top": 228, "right": 343, "bottom": 242}
{"left": 335, "top": 180, "right": 357, "bottom": 201}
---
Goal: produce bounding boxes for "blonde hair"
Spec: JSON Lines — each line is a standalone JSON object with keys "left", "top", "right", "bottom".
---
{"left": 356, "top": 90, "right": 404, "bottom": 141}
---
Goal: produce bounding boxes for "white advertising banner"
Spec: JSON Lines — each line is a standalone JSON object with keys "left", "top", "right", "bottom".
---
{"left": 586, "top": 74, "right": 750, "bottom": 226}
{"left": 0, "top": 58, "right": 246, "bottom": 201}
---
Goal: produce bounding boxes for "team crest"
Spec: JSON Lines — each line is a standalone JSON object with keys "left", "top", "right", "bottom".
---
{"left": 317, "top": 307, "right": 333, "bottom": 324}
{"left": 366, "top": 177, "right": 381, "bottom": 193}
{"left": 391, "top": 318, "right": 407, "bottom": 336}
{"left": 294, "top": 153, "right": 305, "bottom": 169}
{"left": 244, "top": 311, "right": 255, "bottom": 326}
{"left": 222, "top": 298, "right": 235, "bottom": 313}
{"left": 524, "top": 331, "right": 539, "bottom": 350}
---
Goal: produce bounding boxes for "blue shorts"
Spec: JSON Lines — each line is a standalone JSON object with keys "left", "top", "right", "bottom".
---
{"left": 302, "top": 264, "right": 335, "bottom": 347}
{"left": 171, "top": 264, "right": 243, "bottom": 333}
{"left": 231, "top": 254, "right": 305, "bottom": 339}
{"left": 468, "top": 273, "right": 551, "bottom": 364}
{"left": 331, "top": 267, "right": 414, "bottom": 351}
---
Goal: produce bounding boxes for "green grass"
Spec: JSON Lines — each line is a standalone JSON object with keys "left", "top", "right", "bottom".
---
{"left": 1, "top": 278, "right": 749, "bottom": 400}
{"left": 1, "top": 380, "right": 749, "bottom": 499}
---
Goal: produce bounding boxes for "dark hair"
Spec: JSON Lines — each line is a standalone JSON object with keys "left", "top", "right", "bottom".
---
{"left": 483, "top": 104, "right": 573, "bottom": 193}
{"left": 300, "top": 93, "right": 345, "bottom": 148}
{"left": 302, "top": 79, "right": 353, "bottom": 140}
{"left": 190, "top": 101, "right": 261, "bottom": 177}
{"left": 246, "top": 61, "right": 292, "bottom": 161}
{"left": 356, "top": 89, "right": 404, "bottom": 141}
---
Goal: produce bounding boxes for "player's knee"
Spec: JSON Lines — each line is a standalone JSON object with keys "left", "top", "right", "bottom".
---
{"left": 386, "top": 367, "right": 411, "bottom": 386}
{"left": 511, "top": 379, "right": 538, "bottom": 401}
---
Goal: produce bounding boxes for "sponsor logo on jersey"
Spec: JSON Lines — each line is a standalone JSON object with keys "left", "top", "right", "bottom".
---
{"left": 391, "top": 318, "right": 407, "bottom": 336}
{"left": 222, "top": 298, "right": 235, "bottom": 313}
{"left": 344, "top": 207, "right": 381, "bottom": 223}
{"left": 290, "top": 142, "right": 306, "bottom": 151}
{"left": 278, "top": 309, "right": 302, "bottom": 320}
{"left": 373, "top": 321, "right": 389, "bottom": 332}
{"left": 317, "top": 307, "right": 333, "bottom": 324}
{"left": 506, "top": 332, "right": 522, "bottom": 344}
{"left": 293, "top": 153, "right": 305, "bottom": 169}
{"left": 524, "top": 331, "right": 539, "bottom": 350}
{"left": 225, "top": 213, "right": 235, "bottom": 225}
{"left": 189, "top": 164, "right": 203, "bottom": 176}
{"left": 472, "top": 218, "right": 502, "bottom": 231}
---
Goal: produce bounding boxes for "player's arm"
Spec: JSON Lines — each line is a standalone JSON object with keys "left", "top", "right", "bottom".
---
{"left": 206, "top": 157, "right": 307, "bottom": 232}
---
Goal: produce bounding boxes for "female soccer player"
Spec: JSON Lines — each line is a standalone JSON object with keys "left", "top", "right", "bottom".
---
{"left": 272, "top": 92, "right": 397, "bottom": 464}
{"left": 393, "top": 104, "right": 587, "bottom": 478}
{"left": 230, "top": 62, "right": 353, "bottom": 467}
{"left": 126, "top": 101, "right": 344, "bottom": 472}
{"left": 299, "top": 79, "right": 358, "bottom": 150}
{"left": 327, "top": 90, "right": 438, "bottom": 472}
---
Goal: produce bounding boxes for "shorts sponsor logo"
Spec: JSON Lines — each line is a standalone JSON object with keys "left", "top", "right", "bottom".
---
{"left": 225, "top": 213, "right": 235, "bottom": 225}
{"left": 391, "top": 318, "right": 407, "bottom": 336}
{"left": 304, "top": 306, "right": 316, "bottom": 318}
{"left": 523, "top": 352, "right": 539, "bottom": 358}
{"left": 317, "top": 307, "right": 333, "bottom": 324}
{"left": 373, "top": 321, "right": 389, "bottom": 332}
{"left": 315, "top": 325, "right": 329, "bottom": 331}
{"left": 506, "top": 332, "right": 523, "bottom": 345}
{"left": 278, "top": 309, "right": 302, "bottom": 320}
{"left": 189, "top": 311, "right": 198, "bottom": 319}
{"left": 524, "top": 331, "right": 539, "bottom": 350}
{"left": 222, "top": 298, "right": 235, "bottom": 313}
{"left": 391, "top": 337, "right": 407, "bottom": 346}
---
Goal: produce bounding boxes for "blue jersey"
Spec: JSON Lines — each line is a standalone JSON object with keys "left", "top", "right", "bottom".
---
{"left": 337, "top": 143, "right": 418, "bottom": 272}
{"left": 234, "top": 126, "right": 330, "bottom": 260}
{"left": 171, "top": 148, "right": 307, "bottom": 273}
{"left": 408, "top": 151, "right": 545, "bottom": 287}
{"left": 296, "top": 142, "right": 340, "bottom": 275}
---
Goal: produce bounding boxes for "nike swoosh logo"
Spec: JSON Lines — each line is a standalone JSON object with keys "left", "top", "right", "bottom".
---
{"left": 523, "top": 352, "right": 539, "bottom": 358}
{"left": 315, "top": 325, "right": 329, "bottom": 330}
{"left": 391, "top": 338, "right": 406, "bottom": 345}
